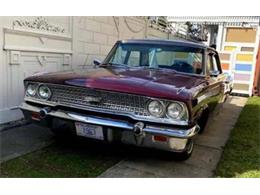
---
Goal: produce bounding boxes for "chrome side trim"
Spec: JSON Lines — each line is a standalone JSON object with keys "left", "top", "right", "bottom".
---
{"left": 19, "top": 102, "right": 199, "bottom": 139}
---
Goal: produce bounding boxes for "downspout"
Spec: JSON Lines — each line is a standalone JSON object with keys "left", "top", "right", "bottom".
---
{"left": 253, "top": 38, "right": 260, "bottom": 96}
{"left": 144, "top": 17, "right": 148, "bottom": 38}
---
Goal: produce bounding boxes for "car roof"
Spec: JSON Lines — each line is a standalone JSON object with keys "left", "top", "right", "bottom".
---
{"left": 119, "top": 38, "right": 213, "bottom": 50}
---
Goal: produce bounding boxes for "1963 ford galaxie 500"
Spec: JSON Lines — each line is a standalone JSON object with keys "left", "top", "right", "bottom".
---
{"left": 20, "top": 39, "right": 232, "bottom": 160}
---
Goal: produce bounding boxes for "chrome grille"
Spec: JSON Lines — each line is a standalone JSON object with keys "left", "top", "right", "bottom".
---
{"left": 24, "top": 82, "right": 190, "bottom": 125}
{"left": 47, "top": 84, "right": 150, "bottom": 117}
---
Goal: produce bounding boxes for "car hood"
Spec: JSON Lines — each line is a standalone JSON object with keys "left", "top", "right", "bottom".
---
{"left": 25, "top": 66, "right": 206, "bottom": 101}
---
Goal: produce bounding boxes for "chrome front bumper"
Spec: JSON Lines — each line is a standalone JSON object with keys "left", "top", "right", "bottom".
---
{"left": 20, "top": 102, "right": 200, "bottom": 152}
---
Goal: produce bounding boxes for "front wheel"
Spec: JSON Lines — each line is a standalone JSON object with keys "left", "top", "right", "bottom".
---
{"left": 174, "top": 139, "right": 194, "bottom": 161}
{"left": 197, "top": 109, "right": 209, "bottom": 134}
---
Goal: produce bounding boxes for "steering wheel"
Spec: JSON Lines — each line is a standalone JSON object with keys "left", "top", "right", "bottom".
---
{"left": 172, "top": 61, "right": 193, "bottom": 73}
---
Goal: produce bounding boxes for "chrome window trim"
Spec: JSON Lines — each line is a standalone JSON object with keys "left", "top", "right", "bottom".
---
{"left": 24, "top": 81, "right": 189, "bottom": 125}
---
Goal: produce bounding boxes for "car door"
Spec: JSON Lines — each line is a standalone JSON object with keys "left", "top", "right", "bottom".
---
{"left": 205, "top": 49, "right": 226, "bottom": 111}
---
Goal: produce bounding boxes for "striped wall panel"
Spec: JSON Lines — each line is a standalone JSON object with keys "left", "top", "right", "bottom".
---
{"left": 234, "top": 73, "right": 251, "bottom": 81}
{"left": 224, "top": 46, "right": 236, "bottom": 51}
{"left": 235, "top": 63, "right": 252, "bottom": 71}
{"left": 233, "top": 83, "right": 250, "bottom": 91}
{"left": 222, "top": 26, "right": 258, "bottom": 95}
{"left": 236, "top": 54, "right": 254, "bottom": 61}
{"left": 221, "top": 63, "right": 230, "bottom": 70}
{"left": 220, "top": 48, "right": 254, "bottom": 94}
{"left": 241, "top": 47, "right": 254, "bottom": 52}
{"left": 219, "top": 53, "right": 231, "bottom": 61}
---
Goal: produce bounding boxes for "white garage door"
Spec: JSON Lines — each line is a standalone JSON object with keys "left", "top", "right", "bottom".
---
{"left": 8, "top": 51, "right": 72, "bottom": 112}
{"left": 1, "top": 21, "right": 72, "bottom": 124}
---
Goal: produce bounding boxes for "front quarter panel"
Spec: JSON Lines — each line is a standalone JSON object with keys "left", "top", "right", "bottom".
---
{"left": 190, "top": 75, "right": 226, "bottom": 125}
{"left": 188, "top": 81, "right": 208, "bottom": 125}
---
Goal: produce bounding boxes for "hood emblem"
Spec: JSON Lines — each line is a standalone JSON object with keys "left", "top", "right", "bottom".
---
{"left": 177, "top": 87, "right": 186, "bottom": 94}
{"left": 84, "top": 96, "right": 102, "bottom": 104}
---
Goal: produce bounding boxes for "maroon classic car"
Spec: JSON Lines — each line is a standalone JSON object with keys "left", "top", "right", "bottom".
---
{"left": 20, "top": 39, "right": 232, "bottom": 159}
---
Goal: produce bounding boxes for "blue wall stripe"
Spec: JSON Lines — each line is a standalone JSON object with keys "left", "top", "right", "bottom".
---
{"left": 235, "top": 64, "right": 252, "bottom": 72}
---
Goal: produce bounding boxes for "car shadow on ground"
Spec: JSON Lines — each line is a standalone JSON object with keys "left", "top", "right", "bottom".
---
{"left": 54, "top": 135, "right": 185, "bottom": 162}
{"left": 53, "top": 96, "right": 247, "bottom": 165}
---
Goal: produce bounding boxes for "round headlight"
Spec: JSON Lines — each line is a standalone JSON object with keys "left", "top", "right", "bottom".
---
{"left": 147, "top": 100, "right": 164, "bottom": 117}
{"left": 38, "top": 85, "right": 51, "bottom": 99}
{"left": 167, "top": 103, "right": 185, "bottom": 119}
{"left": 26, "top": 84, "right": 37, "bottom": 96}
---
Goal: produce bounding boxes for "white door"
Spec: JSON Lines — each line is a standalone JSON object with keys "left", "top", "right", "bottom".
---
{"left": 1, "top": 29, "right": 72, "bottom": 123}
{"left": 8, "top": 51, "right": 72, "bottom": 112}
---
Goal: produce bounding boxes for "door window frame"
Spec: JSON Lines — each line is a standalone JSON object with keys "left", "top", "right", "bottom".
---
{"left": 206, "top": 49, "right": 222, "bottom": 76}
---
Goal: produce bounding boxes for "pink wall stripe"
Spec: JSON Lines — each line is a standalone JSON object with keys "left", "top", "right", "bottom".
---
{"left": 234, "top": 73, "right": 251, "bottom": 81}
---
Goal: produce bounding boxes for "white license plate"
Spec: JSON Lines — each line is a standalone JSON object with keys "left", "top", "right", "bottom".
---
{"left": 75, "top": 122, "right": 104, "bottom": 140}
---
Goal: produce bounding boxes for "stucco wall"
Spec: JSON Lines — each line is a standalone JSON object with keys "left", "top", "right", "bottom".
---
{"left": 0, "top": 16, "right": 173, "bottom": 124}
{"left": 72, "top": 16, "right": 172, "bottom": 67}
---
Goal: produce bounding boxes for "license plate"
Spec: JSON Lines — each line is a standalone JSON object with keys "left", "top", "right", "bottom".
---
{"left": 75, "top": 122, "right": 104, "bottom": 140}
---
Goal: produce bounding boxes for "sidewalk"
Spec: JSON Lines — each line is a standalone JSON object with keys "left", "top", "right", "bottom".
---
{"left": 0, "top": 124, "right": 53, "bottom": 163}
{"left": 99, "top": 96, "right": 248, "bottom": 177}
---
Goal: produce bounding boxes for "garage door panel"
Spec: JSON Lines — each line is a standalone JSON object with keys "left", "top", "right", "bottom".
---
{"left": 1, "top": 17, "right": 73, "bottom": 124}
{"left": 11, "top": 52, "right": 71, "bottom": 107}
{"left": 4, "top": 29, "right": 72, "bottom": 111}
{"left": 221, "top": 26, "right": 259, "bottom": 95}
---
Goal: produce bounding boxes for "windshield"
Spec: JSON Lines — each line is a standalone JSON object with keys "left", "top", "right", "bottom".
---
{"left": 104, "top": 42, "right": 204, "bottom": 75}
{"left": 104, "top": 43, "right": 203, "bottom": 74}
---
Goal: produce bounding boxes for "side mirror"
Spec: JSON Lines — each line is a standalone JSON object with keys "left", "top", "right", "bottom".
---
{"left": 209, "top": 70, "right": 220, "bottom": 77}
{"left": 223, "top": 73, "right": 234, "bottom": 94}
{"left": 93, "top": 59, "right": 101, "bottom": 66}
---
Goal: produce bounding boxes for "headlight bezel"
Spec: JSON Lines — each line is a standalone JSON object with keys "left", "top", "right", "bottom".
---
{"left": 147, "top": 100, "right": 166, "bottom": 118}
{"left": 26, "top": 83, "right": 37, "bottom": 97}
{"left": 146, "top": 99, "right": 189, "bottom": 122}
{"left": 166, "top": 102, "right": 187, "bottom": 120}
{"left": 37, "top": 84, "right": 52, "bottom": 100}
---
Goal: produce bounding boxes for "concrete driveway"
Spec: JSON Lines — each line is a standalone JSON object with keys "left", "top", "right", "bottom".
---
{"left": 0, "top": 96, "right": 247, "bottom": 177}
{"left": 0, "top": 124, "right": 53, "bottom": 163}
{"left": 99, "top": 96, "right": 248, "bottom": 177}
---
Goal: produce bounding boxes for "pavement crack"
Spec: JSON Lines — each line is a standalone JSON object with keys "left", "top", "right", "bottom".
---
{"left": 194, "top": 143, "right": 223, "bottom": 151}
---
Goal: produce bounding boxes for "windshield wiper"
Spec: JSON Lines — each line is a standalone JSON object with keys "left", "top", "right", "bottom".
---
{"left": 100, "top": 62, "right": 127, "bottom": 67}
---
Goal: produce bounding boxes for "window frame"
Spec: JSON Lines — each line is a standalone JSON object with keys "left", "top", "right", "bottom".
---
{"left": 103, "top": 42, "right": 208, "bottom": 77}
{"left": 206, "top": 49, "right": 222, "bottom": 76}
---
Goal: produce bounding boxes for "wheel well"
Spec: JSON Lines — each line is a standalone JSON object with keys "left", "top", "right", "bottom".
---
{"left": 201, "top": 107, "right": 209, "bottom": 116}
{"left": 197, "top": 107, "right": 209, "bottom": 133}
{"left": 196, "top": 106, "right": 209, "bottom": 121}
